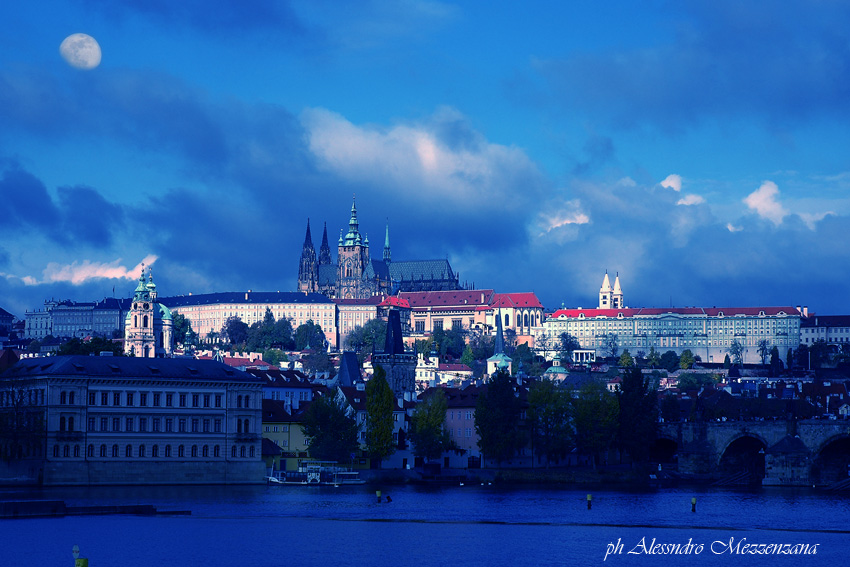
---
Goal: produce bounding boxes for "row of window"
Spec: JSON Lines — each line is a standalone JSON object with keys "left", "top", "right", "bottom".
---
{"left": 74, "top": 416, "right": 249, "bottom": 434}
{"left": 0, "top": 389, "right": 45, "bottom": 407}
{"left": 70, "top": 391, "right": 234, "bottom": 409}
{"left": 52, "top": 443, "right": 256, "bottom": 459}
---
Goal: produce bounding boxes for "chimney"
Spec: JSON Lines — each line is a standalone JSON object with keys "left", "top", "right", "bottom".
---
{"left": 804, "top": 306, "right": 809, "bottom": 317}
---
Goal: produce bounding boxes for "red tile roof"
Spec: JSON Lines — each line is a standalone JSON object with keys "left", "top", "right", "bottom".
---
{"left": 438, "top": 363, "right": 472, "bottom": 372}
{"left": 379, "top": 296, "right": 410, "bottom": 309}
{"left": 548, "top": 306, "right": 801, "bottom": 319}
{"left": 400, "top": 289, "right": 495, "bottom": 308}
{"left": 489, "top": 292, "right": 544, "bottom": 309}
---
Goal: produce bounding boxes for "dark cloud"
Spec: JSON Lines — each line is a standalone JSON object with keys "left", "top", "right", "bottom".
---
{"left": 535, "top": 1, "right": 850, "bottom": 130}
{"left": 0, "top": 162, "right": 61, "bottom": 233}
{"left": 58, "top": 185, "right": 125, "bottom": 247}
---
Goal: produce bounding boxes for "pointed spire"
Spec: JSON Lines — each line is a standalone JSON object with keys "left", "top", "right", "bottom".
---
{"left": 319, "top": 221, "right": 331, "bottom": 264}
{"left": 613, "top": 272, "right": 622, "bottom": 295}
{"left": 383, "top": 220, "right": 391, "bottom": 262}
{"left": 494, "top": 308, "right": 505, "bottom": 355}
{"left": 303, "top": 218, "right": 314, "bottom": 247}
{"left": 600, "top": 270, "right": 612, "bottom": 292}
{"left": 342, "top": 196, "right": 362, "bottom": 246}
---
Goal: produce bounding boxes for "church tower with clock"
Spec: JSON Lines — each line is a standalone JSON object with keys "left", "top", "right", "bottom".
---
{"left": 124, "top": 267, "right": 173, "bottom": 358}
{"left": 336, "top": 198, "right": 371, "bottom": 299}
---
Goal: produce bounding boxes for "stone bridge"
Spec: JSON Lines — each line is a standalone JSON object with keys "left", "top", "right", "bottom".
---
{"left": 656, "top": 420, "right": 850, "bottom": 486}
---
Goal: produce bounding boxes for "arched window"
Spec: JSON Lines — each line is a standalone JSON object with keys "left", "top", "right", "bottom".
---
{"left": 243, "top": 419, "right": 250, "bottom": 433}
{"left": 152, "top": 445, "right": 159, "bottom": 458}
{"left": 63, "top": 445, "right": 70, "bottom": 457}
{"left": 69, "top": 391, "right": 75, "bottom": 404}
{"left": 178, "top": 445, "right": 185, "bottom": 458}
{"left": 99, "top": 444, "right": 107, "bottom": 457}
{"left": 53, "top": 445, "right": 60, "bottom": 458}
{"left": 191, "top": 445, "right": 198, "bottom": 458}
{"left": 214, "top": 445, "right": 220, "bottom": 458}
{"left": 125, "top": 444, "right": 132, "bottom": 457}
{"left": 237, "top": 420, "right": 242, "bottom": 434}
{"left": 60, "top": 391, "right": 67, "bottom": 405}
{"left": 143, "top": 315, "right": 149, "bottom": 328}
{"left": 524, "top": 313, "right": 529, "bottom": 327}
{"left": 249, "top": 446, "right": 255, "bottom": 458}
{"left": 87, "top": 444, "right": 94, "bottom": 457}
{"left": 134, "top": 315, "right": 137, "bottom": 327}
{"left": 165, "top": 445, "right": 171, "bottom": 458}
{"left": 139, "top": 445, "right": 146, "bottom": 457}
{"left": 237, "top": 395, "right": 242, "bottom": 408}
{"left": 112, "top": 444, "right": 119, "bottom": 457}
{"left": 68, "top": 417, "right": 74, "bottom": 432}
{"left": 505, "top": 314, "right": 510, "bottom": 327}
{"left": 74, "top": 445, "right": 80, "bottom": 458}
{"left": 231, "top": 445, "right": 237, "bottom": 458}
{"left": 202, "top": 445, "right": 209, "bottom": 457}
{"left": 59, "top": 416, "right": 66, "bottom": 432}
{"left": 240, "top": 446, "right": 246, "bottom": 458}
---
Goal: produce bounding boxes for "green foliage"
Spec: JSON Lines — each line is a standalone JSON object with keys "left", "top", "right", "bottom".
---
{"left": 295, "top": 320, "right": 326, "bottom": 351}
{"left": 786, "top": 348, "right": 794, "bottom": 370}
{"left": 301, "top": 351, "right": 334, "bottom": 376}
{"left": 415, "top": 339, "right": 433, "bottom": 356}
{"left": 646, "top": 346, "right": 661, "bottom": 369}
{"left": 432, "top": 325, "right": 467, "bottom": 360}
{"left": 26, "top": 339, "right": 41, "bottom": 354}
{"left": 723, "top": 353, "right": 732, "bottom": 369}
{"left": 605, "top": 333, "right": 619, "bottom": 358}
{"left": 474, "top": 369, "right": 526, "bottom": 463}
{"left": 345, "top": 319, "right": 387, "bottom": 363}
{"left": 246, "top": 309, "right": 295, "bottom": 352}
{"left": 558, "top": 332, "right": 580, "bottom": 363}
{"left": 262, "top": 348, "right": 287, "bottom": 367}
{"left": 58, "top": 337, "right": 123, "bottom": 357}
{"left": 0, "top": 378, "right": 46, "bottom": 461}
{"left": 460, "top": 345, "right": 475, "bottom": 367}
{"left": 757, "top": 339, "right": 771, "bottom": 365}
{"left": 512, "top": 343, "right": 543, "bottom": 376}
{"left": 469, "top": 332, "right": 495, "bottom": 360}
{"left": 617, "top": 366, "right": 658, "bottom": 466}
{"left": 365, "top": 366, "right": 396, "bottom": 460}
{"left": 769, "top": 346, "right": 782, "bottom": 377}
{"left": 410, "top": 388, "right": 459, "bottom": 461}
{"left": 300, "top": 388, "right": 360, "bottom": 463}
{"left": 676, "top": 372, "right": 717, "bottom": 391}
{"left": 222, "top": 316, "right": 249, "bottom": 346}
{"left": 679, "top": 349, "right": 695, "bottom": 370}
{"left": 659, "top": 350, "right": 680, "bottom": 373}
{"left": 809, "top": 340, "right": 830, "bottom": 369}
{"left": 618, "top": 349, "right": 634, "bottom": 368}
{"left": 527, "top": 378, "right": 572, "bottom": 467}
{"left": 172, "top": 313, "right": 194, "bottom": 346}
{"left": 728, "top": 339, "right": 744, "bottom": 367}
{"left": 572, "top": 380, "right": 618, "bottom": 469}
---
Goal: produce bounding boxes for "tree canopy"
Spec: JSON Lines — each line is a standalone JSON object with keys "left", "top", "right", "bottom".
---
{"left": 58, "top": 337, "right": 123, "bottom": 357}
{"left": 617, "top": 366, "right": 658, "bottom": 467}
{"left": 572, "top": 380, "right": 618, "bottom": 469}
{"left": 409, "top": 388, "right": 458, "bottom": 461}
{"left": 222, "top": 316, "right": 249, "bottom": 346}
{"left": 246, "top": 309, "right": 295, "bottom": 352}
{"left": 527, "top": 378, "right": 572, "bottom": 467}
{"left": 295, "top": 320, "right": 327, "bottom": 351}
{"left": 300, "top": 389, "right": 360, "bottom": 463}
{"left": 365, "top": 366, "right": 396, "bottom": 461}
{"left": 345, "top": 318, "right": 387, "bottom": 363}
{"left": 474, "top": 369, "right": 526, "bottom": 463}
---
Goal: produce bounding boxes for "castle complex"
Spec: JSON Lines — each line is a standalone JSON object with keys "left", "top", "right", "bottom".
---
{"left": 297, "top": 199, "right": 461, "bottom": 300}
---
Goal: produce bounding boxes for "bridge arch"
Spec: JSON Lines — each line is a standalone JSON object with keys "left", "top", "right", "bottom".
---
{"left": 717, "top": 434, "right": 767, "bottom": 482}
{"left": 649, "top": 437, "right": 678, "bottom": 464}
{"left": 811, "top": 434, "right": 850, "bottom": 485}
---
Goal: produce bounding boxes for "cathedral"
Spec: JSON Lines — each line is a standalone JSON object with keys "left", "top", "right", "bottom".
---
{"left": 297, "top": 199, "right": 461, "bottom": 300}
{"left": 124, "top": 267, "right": 173, "bottom": 358}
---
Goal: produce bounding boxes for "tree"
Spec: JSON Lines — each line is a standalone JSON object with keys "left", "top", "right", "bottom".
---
{"left": 660, "top": 350, "right": 680, "bottom": 373}
{"left": 300, "top": 389, "right": 360, "bottom": 463}
{"left": 222, "top": 316, "right": 248, "bottom": 346}
{"left": 246, "top": 309, "right": 295, "bottom": 352}
{"left": 0, "top": 377, "right": 46, "bottom": 461}
{"left": 617, "top": 366, "right": 658, "bottom": 467}
{"left": 572, "top": 381, "right": 618, "bottom": 469}
{"left": 512, "top": 343, "right": 542, "bottom": 376}
{"left": 558, "top": 332, "right": 580, "bottom": 363}
{"left": 723, "top": 353, "right": 732, "bottom": 369}
{"left": 768, "top": 346, "right": 782, "bottom": 377}
{"left": 58, "top": 337, "right": 123, "bottom": 357}
{"left": 728, "top": 339, "right": 744, "bottom": 367}
{"left": 474, "top": 369, "right": 526, "bottom": 463}
{"left": 605, "top": 333, "right": 619, "bottom": 358}
{"left": 660, "top": 394, "right": 680, "bottom": 423}
{"left": 757, "top": 339, "right": 771, "bottom": 365}
{"left": 809, "top": 340, "right": 830, "bottom": 369}
{"left": 618, "top": 349, "right": 634, "bottom": 368}
{"left": 172, "top": 313, "right": 193, "bottom": 346}
{"left": 365, "top": 366, "right": 396, "bottom": 461}
{"left": 646, "top": 346, "right": 661, "bottom": 369}
{"left": 676, "top": 372, "right": 717, "bottom": 391}
{"left": 679, "top": 349, "right": 695, "bottom": 370}
{"left": 345, "top": 319, "right": 387, "bottom": 363}
{"left": 409, "top": 388, "right": 459, "bottom": 461}
{"left": 527, "top": 378, "right": 572, "bottom": 467}
{"left": 301, "top": 351, "right": 334, "bottom": 376}
{"left": 786, "top": 347, "right": 794, "bottom": 370}
{"left": 460, "top": 345, "right": 475, "bottom": 367}
{"left": 262, "top": 348, "right": 287, "bottom": 367}
{"left": 295, "top": 320, "right": 326, "bottom": 351}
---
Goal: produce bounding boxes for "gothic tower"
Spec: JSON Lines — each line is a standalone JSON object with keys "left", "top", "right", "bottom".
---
{"left": 297, "top": 219, "right": 318, "bottom": 293}
{"left": 598, "top": 271, "right": 613, "bottom": 309}
{"left": 383, "top": 221, "right": 391, "bottom": 263}
{"left": 612, "top": 273, "right": 624, "bottom": 309}
{"left": 371, "top": 310, "right": 416, "bottom": 397}
{"left": 318, "top": 221, "right": 332, "bottom": 265}
{"left": 337, "top": 198, "right": 369, "bottom": 299}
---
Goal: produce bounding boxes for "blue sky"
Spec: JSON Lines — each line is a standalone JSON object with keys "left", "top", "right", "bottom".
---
{"left": 2, "top": 1, "right": 849, "bottom": 319}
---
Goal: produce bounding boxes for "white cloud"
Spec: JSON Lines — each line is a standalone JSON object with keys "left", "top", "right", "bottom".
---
{"left": 660, "top": 174, "right": 682, "bottom": 192}
{"left": 726, "top": 223, "right": 743, "bottom": 232}
{"left": 799, "top": 211, "right": 835, "bottom": 230}
{"left": 676, "top": 194, "right": 705, "bottom": 206}
{"left": 18, "top": 255, "right": 158, "bottom": 286}
{"left": 301, "top": 107, "right": 546, "bottom": 210}
{"left": 537, "top": 200, "right": 591, "bottom": 234}
{"left": 743, "top": 181, "right": 788, "bottom": 225}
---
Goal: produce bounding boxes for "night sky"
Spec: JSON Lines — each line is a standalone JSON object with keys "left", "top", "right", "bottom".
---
{"left": 2, "top": 1, "right": 849, "bottom": 318}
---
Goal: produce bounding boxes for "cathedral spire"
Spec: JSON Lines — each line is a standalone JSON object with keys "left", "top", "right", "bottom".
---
{"left": 297, "top": 218, "right": 318, "bottom": 293}
{"left": 383, "top": 220, "right": 391, "bottom": 262}
{"left": 318, "top": 221, "right": 331, "bottom": 265}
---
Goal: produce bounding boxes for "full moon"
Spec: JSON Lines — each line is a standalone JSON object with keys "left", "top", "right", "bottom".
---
{"left": 59, "top": 33, "right": 101, "bottom": 70}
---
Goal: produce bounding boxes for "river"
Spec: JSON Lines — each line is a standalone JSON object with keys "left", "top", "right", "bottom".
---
{"left": 0, "top": 483, "right": 847, "bottom": 566}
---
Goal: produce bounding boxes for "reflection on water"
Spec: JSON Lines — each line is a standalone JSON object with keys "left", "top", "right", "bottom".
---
{"left": 1, "top": 484, "right": 848, "bottom": 566}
